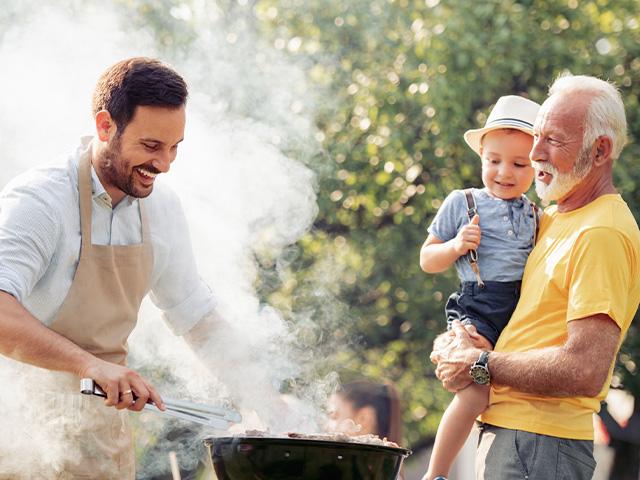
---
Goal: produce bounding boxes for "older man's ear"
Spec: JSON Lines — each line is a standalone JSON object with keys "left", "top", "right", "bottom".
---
{"left": 593, "top": 135, "right": 613, "bottom": 166}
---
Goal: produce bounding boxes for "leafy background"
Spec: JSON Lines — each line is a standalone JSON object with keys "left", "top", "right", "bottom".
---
{"left": 252, "top": 0, "right": 640, "bottom": 449}
{"left": 131, "top": 0, "right": 640, "bottom": 469}
{"left": 3, "top": 0, "right": 639, "bottom": 477}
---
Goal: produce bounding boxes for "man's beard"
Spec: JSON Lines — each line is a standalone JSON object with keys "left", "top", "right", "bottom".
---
{"left": 96, "top": 135, "right": 156, "bottom": 199}
{"left": 534, "top": 145, "right": 593, "bottom": 203}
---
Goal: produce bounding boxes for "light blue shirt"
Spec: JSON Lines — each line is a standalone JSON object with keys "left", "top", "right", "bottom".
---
{"left": 0, "top": 137, "right": 216, "bottom": 335}
{"left": 428, "top": 188, "right": 537, "bottom": 282}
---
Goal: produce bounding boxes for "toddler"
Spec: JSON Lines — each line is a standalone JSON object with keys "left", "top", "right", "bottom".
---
{"left": 419, "top": 95, "right": 541, "bottom": 480}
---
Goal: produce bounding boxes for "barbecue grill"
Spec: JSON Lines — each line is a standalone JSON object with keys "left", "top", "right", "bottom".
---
{"left": 204, "top": 435, "right": 411, "bottom": 480}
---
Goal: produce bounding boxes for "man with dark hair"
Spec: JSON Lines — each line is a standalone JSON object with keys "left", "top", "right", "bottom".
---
{"left": 92, "top": 57, "right": 188, "bottom": 132}
{"left": 0, "top": 57, "right": 218, "bottom": 477}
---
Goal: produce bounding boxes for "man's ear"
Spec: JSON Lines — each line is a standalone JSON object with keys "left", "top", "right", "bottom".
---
{"left": 353, "top": 406, "right": 377, "bottom": 435}
{"left": 593, "top": 135, "right": 613, "bottom": 166}
{"left": 94, "top": 110, "right": 117, "bottom": 142}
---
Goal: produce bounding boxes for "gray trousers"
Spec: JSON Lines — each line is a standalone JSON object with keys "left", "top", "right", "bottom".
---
{"left": 476, "top": 423, "right": 596, "bottom": 480}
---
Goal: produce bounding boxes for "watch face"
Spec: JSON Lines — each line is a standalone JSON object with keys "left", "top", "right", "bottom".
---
{"left": 470, "top": 365, "right": 490, "bottom": 385}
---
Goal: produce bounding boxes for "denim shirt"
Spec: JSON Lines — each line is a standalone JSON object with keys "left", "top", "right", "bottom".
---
{"left": 427, "top": 188, "right": 537, "bottom": 282}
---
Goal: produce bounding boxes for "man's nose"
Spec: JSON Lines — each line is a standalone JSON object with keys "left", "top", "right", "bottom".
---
{"left": 153, "top": 150, "right": 172, "bottom": 173}
{"left": 530, "top": 137, "right": 545, "bottom": 164}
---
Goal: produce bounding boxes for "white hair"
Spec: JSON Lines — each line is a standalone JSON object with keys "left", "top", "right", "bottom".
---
{"left": 549, "top": 74, "right": 627, "bottom": 160}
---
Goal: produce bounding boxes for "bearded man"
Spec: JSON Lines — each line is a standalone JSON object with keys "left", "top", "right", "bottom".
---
{"left": 431, "top": 74, "right": 640, "bottom": 479}
{"left": 0, "top": 58, "right": 225, "bottom": 478}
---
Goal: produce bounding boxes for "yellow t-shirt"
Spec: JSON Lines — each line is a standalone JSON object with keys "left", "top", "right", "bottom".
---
{"left": 480, "top": 194, "right": 640, "bottom": 440}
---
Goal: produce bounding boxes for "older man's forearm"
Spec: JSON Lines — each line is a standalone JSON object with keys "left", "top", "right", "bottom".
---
{"left": 489, "top": 347, "right": 594, "bottom": 396}
{"left": 489, "top": 315, "right": 621, "bottom": 397}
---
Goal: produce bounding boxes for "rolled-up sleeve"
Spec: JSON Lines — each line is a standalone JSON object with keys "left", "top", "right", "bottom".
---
{"left": 0, "top": 181, "right": 60, "bottom": 302}
{"left": 148, "top": 190, "right": 216, "bottom": 336}
{"left": 156, "top": 280, "right": 217, "bottom": 336}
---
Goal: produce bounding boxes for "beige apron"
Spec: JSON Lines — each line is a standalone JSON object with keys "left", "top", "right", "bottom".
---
{"left": 43, "top": 144, "right": 153, "bottom": 479}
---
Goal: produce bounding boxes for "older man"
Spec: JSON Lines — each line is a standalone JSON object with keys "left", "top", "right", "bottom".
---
{"left": 431, "top": 74, "right": 640, "bottom": 479}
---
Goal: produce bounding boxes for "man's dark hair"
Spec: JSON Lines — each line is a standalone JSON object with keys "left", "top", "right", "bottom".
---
{"left": 92, "top": 57, "right": 188, "bottom": 133}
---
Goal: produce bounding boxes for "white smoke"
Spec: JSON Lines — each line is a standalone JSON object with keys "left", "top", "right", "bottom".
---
{"left": 0, "top": 0, "right": 337, "bottom": 477}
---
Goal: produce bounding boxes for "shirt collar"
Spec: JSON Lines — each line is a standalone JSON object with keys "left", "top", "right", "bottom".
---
{"left": 77, "top": 136, "right": 136, "bottom": 208}
{"left": 478, "top": 187, "right": 526, "bottom": 207}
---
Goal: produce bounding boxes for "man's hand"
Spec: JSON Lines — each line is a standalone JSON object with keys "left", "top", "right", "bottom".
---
{"left": 430, "top": 322, "right": 492, "bottom": 365}
{"left": 0, "top": 292, "right": 162, "bottom": 412}
{"left": 80, "top": 359, "right": 165, "bottom": 412}
{"left": 453, "top": 214, "right": 481, "bottom": 256}
{"left": 432, "top": 320, "right": 482, "bottom": 392}
{"left": 430, "top": 330, "right": 456, "bottom": 363}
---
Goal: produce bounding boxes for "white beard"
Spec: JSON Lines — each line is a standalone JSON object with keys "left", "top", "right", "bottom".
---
{"left": 535, "top": 169, "right": 583, "bottom": 203}
{"left": 534, "top": 149, "right": 592, "bottom": 203}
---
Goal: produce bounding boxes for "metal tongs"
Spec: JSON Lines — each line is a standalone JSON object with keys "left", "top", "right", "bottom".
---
{"left": 80, "top": 378, "right": 242, "bottom": 430}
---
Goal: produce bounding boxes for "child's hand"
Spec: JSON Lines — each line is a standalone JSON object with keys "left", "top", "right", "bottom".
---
{"left": 463, "top": 323, "right": 494, "bottom": 350}
{"left": 453, "top": 214, "right": 481, "bottom": 255}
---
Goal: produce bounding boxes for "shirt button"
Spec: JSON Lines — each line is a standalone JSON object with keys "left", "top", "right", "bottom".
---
{"left": 508, "top": 230, "right": 514, "bottom": 236}
{"left": 503, "top": 216, "right": 509, "bottom": 221}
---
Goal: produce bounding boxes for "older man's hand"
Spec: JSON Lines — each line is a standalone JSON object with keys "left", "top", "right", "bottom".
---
{"left": 429, "top": 329, "right": 456, "bottom": 365}
{"left": 432, "top": 320, "right": 483, "bottom": 392}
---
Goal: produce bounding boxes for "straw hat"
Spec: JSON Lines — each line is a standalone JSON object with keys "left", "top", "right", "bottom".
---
{"left": 464, "top": 95, "right": 541, "bottom": 157}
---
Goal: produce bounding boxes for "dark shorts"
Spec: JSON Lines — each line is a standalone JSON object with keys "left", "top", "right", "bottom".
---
{"left": 444, "top": 281, "right": 521, "bottom": 347}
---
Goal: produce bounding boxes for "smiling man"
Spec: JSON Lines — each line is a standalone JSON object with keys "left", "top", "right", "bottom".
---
{"left": 93, "top": 98, "right": 186, "bottom": 203}
{"left": 430, "top": 75, "right": 640, "bottom": 479}
{"left": 0, "top": 58, "right": 219, "bottom": 478}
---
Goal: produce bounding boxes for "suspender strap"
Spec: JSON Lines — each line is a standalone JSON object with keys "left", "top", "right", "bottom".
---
{"left": 460, "top": 190, "right": 538, "bottom": 289}
{"left": 520, "top": 194, "right": 540, "bottom": 247}
{"left": 463, "top": 189, "right": 484, "bottom": 288}
{"left": 464, "top": 189, "right": 477, "bottom": 221}
{"left": 529, "top": 199, "right": 540, "bottom": 247}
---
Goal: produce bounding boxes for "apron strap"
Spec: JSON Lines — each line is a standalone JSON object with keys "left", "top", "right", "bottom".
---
{"left": 78, "top": 148, "right": 94, "bottom": 249}
{"left": 78, "top": 145, "right": 152, "bottom": 247}
{"left": 139, "top": 200, "right": 150, "bottom": 243}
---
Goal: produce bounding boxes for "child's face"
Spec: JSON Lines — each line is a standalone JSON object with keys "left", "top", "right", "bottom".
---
{"left": 480, "top": 129, "right": 535, "bottom": 200}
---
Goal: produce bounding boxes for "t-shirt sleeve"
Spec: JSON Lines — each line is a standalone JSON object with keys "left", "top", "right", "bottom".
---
{"left": 427, "top": 190, "right": 466, "bottom": 242}
{"left": 0, "top": 183, "right": 60, "bottom": 302}
{"left": 148, "top": 192, "right": 217, "bottom": 336}
{"left": 566, "top": 227, "right": 634, "bottom": 328}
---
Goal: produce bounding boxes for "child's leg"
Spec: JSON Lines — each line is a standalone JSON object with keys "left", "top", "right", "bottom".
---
{"left": 424, "top": 383, "right": 489, "bottom": 480}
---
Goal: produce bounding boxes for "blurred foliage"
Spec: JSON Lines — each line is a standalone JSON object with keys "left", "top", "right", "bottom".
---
{"left": 128, "top": 0, "right": 640, "bottom": 453}
{"left": 254, "top": 0, "right": 640, "bottom": 449}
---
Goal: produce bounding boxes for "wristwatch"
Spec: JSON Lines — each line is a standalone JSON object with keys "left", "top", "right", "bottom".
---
{"left": 469, "top": 351, "right": 491, "bottom": 385}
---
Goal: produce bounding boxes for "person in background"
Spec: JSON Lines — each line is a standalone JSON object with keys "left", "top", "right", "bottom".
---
{"left": 597, "top": 399, "right": 640, "bottom": 478}
{"left": 419, "top": 95, "right": 540, "bottom": 480}
{"left": 329, "top": 379, "right": 403, "bottom": 446}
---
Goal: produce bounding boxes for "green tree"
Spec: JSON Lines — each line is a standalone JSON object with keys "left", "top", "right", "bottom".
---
{"left": 257, "top": 0, "right": 640, "bottom": 471}
{"left": 114, "top": 0, "right": 640, "bottom": 475}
